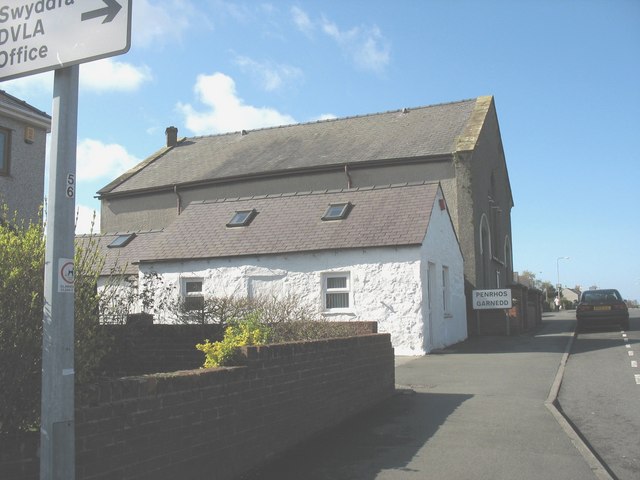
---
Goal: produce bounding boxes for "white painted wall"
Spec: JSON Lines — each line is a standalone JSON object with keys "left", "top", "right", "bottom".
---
{"left": 420, "top": 189, "right": 468, "bottom": 351}
{"left": 114, "top": 189, "right": 468, "bottom": 355}
{"left": 140, "top": 246, "right": 430, "bottom": 355}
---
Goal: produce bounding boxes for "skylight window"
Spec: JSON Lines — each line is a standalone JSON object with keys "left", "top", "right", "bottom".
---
{"left": 227, "top": 209, "right": 257, "bottom": 227}
{"left": 107, "top": 233, "right": 136, "bottom": 248}
{"left": 322, "top": 202, "right": 352, "bottom": 221}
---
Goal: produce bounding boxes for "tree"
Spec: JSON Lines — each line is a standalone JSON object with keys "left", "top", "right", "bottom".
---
{"left": 0, "top": 205, "right": 120, "bottom": 434}
{"left": 517, "top": 270, "right": 538, "bottom": 288}
{"left": 538, "top": 281, "right": 556, "bottom": 312}
{"left": 0, "top": 208, "right": 45, "bottom": 434}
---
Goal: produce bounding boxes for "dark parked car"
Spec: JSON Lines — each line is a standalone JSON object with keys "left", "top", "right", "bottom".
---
{"left": 576, "top": 289, "right": 629, "bottom": 331}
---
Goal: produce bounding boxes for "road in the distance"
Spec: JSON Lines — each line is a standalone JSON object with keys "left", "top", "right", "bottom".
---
{"left": 558, "top": 308, "right": 640, "bottom": 480}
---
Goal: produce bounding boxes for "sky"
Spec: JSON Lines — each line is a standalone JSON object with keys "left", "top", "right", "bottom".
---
{"left": 2, "top": 0, "right": 639, "bottom": 301}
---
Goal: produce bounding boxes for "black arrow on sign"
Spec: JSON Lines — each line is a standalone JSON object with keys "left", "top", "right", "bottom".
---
{"left": 81, "top": 0, "right": 123, "bottom": 24}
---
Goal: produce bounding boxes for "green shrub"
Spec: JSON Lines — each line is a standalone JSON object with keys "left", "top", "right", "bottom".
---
{"left": 0, "top": 208, "right": 45, "bottom": 434}
{"left": 237, "top": 294, "right": 368, "bottom": 342}
{"left": 196, "top": 313, "right": 271, "bottom": 367}
{"left": 73, "top": 234, "right": 118, "bottom": 384}
{"left": 194, "top": 295, "right": 374, "bottom": 367}
{"left": 0, "top": 206, "right": 121, "bottom": 434}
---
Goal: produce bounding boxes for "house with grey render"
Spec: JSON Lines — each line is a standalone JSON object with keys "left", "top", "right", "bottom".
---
{"left": 89, "top": 182, "right": 467, "bottom": 355}
{"left": 95, "top": 95, "right": 515, "bottom": 338}
{"left": 0, "top": 90, "right": 51, "bottom": 225}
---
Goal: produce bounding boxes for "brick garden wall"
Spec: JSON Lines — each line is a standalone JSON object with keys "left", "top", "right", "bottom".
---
{"left": 2, "top": 332, "right": 394, "bottom": 480}
{"left": 101, "top": 321, "right": 378, "bottom": 377}
{"left": 101, "top": 323, "right": 225, "bottom": 376}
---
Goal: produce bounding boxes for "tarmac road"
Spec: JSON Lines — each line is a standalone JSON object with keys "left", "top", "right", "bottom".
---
{"left": 558, "top": 308, "right": 640, "bottom": 480}
{"left": 241, "top": 314, "right": 600, "bottom": 480}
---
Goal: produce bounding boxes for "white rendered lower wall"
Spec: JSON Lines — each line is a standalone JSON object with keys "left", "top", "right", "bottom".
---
{"left": 140, "top": 246, "right": 429, "bottom": 355}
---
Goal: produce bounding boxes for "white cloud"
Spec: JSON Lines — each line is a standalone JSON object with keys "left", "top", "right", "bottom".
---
{"left": 75, "top": 204, "right": 101, "bottom": 235}
{"left": 312, "top": 113, "right": 338, "bottom": 122}
{"left": 291, "top": 6, "right": 314, "bottom": 36}
{"left": 133, "top": 0, "right": 195, "bottom": 48}
{"left": 76, "top": 139, "right": 141, "bottom": 182}
{"left": 218, "top": 1, "right": 252, "bottom": 22}
{"left": 291, "top": 7, "right": 390, "bottom": 73}
{"left": 234, "top": 55, "right": 303, "bottom": 92}
{"left": 177, "top": 72, "right": 296, "bottom": 135}
{"left": 320, "top": 18, "right": 390, "bottom": 73}
{"left": 2, "top": 59, "right": 151, "bottom": 98}
{"left": 1, "top": 72, "right": 53, "bottom": 99}
{"left": 80, "top": 59, "right": 152, "bottom": 92}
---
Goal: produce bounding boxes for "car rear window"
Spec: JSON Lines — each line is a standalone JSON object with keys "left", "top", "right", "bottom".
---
{"left": 581, "top": 290, "right": 622, "bottom": 303}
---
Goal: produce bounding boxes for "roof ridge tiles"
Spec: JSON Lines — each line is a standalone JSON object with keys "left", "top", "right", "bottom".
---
{"left": 181, "top": 97, "right": 479, "bottom": 141}
{"left": 181, "top": 182, "right": 439, "bottom": 207}
{"left": 81, "top": 228, "right": 164, "bottom": 238}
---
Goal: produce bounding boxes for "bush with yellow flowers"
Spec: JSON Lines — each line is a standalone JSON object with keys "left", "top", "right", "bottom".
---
{"left": 196, "top": 312, "right": 271, "bottom": 367}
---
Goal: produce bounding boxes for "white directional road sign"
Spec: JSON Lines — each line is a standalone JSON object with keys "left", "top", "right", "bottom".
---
{"left": 0, "top": 0, "right": 131, "bottom": 81}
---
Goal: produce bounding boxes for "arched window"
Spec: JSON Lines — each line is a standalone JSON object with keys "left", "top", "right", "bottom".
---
{"left": 504, "top": 236, "right": 512, "bottom": 285}
{"left": 479, "top": 214, "right": 492, "bottom": 287}
{"left": 489, "top": 173, "right": 503, "bottom": 260}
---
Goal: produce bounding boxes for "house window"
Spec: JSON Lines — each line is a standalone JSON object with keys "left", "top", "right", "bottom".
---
{"left": 322, "top": 202, "right": 352, "bottom": 221}
{"left": 442, "top": 266, "right": 451, "bottom": 314}
{"left": 182, "top": 278, "right": 204, "bottom": 311}
{"left": 227, "top": 209, "right": 257, "bottom": 227}
{"left": 0, "top": 128, "right": 10, "bottom": 176}
{"left": 323, "top": 273, "right": 350, "bottom": 310}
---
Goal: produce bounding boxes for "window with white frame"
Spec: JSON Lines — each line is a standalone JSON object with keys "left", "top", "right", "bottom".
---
{"left": 442, "top": 266, "right": 451, "bottom": 315}
{"left": 323, "top": 273, "right": 350, "bottom": 310}
{"left": 182, "top": 278, "right": 204, "bottom": 311}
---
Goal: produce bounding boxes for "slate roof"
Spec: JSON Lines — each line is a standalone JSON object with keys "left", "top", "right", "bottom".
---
{"left": 99, "top": 98, "right": 482, "bottom": 196}
{"left": 76, "top": 229, "right": 163, "bottom": 276}
{"left": 0, "top": 90, "right": 51, "bottom": 125}
{"left": 139, "top": 182, "right": 442, "bottom": 263}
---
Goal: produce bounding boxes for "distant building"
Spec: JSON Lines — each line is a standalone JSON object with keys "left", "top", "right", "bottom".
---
{"left": 0, "top": 90, "right": 51, "bottom": 225}
{"left": 561, "top": 287, "right": 580, "bottom": 304}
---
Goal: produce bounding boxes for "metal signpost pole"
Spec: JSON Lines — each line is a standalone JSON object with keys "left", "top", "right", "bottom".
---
{"left": 41, "top": 65, "right": 79, "bottom": 480}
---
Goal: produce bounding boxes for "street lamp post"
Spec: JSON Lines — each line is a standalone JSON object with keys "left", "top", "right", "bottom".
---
{"left": 556, "top": 256, "right": 570, "bottom": 303}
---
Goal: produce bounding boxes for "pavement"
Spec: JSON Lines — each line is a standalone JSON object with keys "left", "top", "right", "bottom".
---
{"left": 241, "top": 313, "right": 608, "bottom": 480}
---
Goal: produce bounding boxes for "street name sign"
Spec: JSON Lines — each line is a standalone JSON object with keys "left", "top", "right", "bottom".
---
{"left": 0, "top": 0, "right": 132, "bottom": 81}
{"left": 472, "top": 289, "right": 512, "bottom": 310}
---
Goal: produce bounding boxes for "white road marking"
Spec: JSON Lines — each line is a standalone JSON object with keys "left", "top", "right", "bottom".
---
{"left": 629, "top": 351, "right": 635, "bottom": 357}
{"left": 623, "top": 333, "right": 628, "bottom": 338}
{"left": 632, "top": 361, "right": 638, "bottom": 368}
{"left": 635, "top": 375, "right": 640, "bottom": 385}
{"left": 626, "top": 344, "right": 632, "bottom": 349}
{"left": 624, "top": 338, "right": 629, "bottom": 342}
